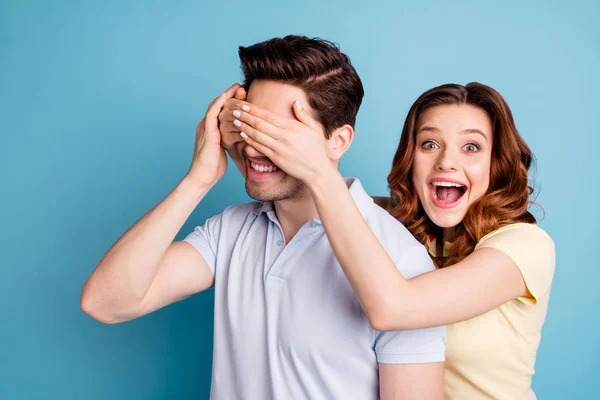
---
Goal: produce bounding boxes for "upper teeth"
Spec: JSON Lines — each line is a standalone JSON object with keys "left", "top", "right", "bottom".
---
{"left": 251, "top": 162, "right": 278, "bottom": 173}
{"left": 432, "top": 181, "right": 463, "bottom": 188}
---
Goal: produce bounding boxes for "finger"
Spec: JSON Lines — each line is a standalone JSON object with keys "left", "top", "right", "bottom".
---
{"left": 220, "top": 128, "right": 244, "bottom": 149}
{"left": 238, "top": 103, "right": 291, "bottom": 129}
{"left": 212, "top": 84, "right": 240, "bottom": 115}
{"left": 235, "top": 120, "right": 280, "bottom": 150}
{"left": 220, "top": 121, "right": 240, "bottom": 134}
{"left": 224, "top": 83, "right": 241, "bottom": 98}
{"left": 206, "top": 91, "right": 233, "bottom": 132}
{"left": 239, "top": 133, "right": 277, "bottom": 161}
{"left": 223, "top": 98, "right": 252, "bottom": 112}
{"left": 218, "top": 108, "right": 235, "bottom": 123}
{"left": 219, "top": 97, "right": 247, "bottom": 123}
{"left": 233, "top": 111, "right": 282, "bottom": 140}
{"left": 292, "top": 100, "right": 322, "bottom": 132}
{"left": 234, "top": 87, "right": 247, "bottom": 100}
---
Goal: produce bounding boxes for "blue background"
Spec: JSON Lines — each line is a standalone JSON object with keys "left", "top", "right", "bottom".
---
{"left": 2, "top": 0, "right": 597, "bottom": 398}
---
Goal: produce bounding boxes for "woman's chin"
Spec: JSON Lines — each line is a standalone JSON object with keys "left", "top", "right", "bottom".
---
{"left": 425, "top": 206, "right": 466, "bottom": 229}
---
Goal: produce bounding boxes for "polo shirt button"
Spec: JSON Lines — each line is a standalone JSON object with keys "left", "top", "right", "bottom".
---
{"left": 276, "top": 240, "right": 283, "bottom": 246}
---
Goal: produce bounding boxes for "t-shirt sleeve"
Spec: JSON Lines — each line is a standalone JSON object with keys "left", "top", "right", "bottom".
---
{"left": 181, "top": 213, "right": 223, "bottom": 280}
{"left": 374, "top": 325, "right": 446, "bottom": 364}
{"left": 475, "top": 223, "right": 555, "bottom": 305}
{"left": 374, "top": 245, "right": 447, "bottom": 364}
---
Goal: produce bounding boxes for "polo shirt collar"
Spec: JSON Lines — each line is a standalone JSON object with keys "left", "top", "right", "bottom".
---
{"left": 252, "top": 200, "right": 274, "bottom": 216}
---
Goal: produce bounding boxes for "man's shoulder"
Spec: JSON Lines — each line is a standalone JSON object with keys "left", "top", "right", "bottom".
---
{"left": 365, "top": 204, "right": 435, "bottom": 276}
{"left": 193, "top": 202, "right": 263, "bottom": 243}
{"left": 365, "top": 203, "right": 421, "bottom": 249}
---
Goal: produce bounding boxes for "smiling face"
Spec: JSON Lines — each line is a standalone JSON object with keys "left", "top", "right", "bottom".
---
{"left": 235, "top": 79, "right": 315, "bottom": 202}
{"left": 411, "top": 104, "right": 493, "bottom": 228}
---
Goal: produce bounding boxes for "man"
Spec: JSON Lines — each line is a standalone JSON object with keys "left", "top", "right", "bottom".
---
{"left": 81, "top": 35, "right": 445, "bottom": 399}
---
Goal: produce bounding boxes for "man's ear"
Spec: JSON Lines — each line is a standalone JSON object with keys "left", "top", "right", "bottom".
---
{"left": 327, "top": 124, "right": 354, "bottom": 161}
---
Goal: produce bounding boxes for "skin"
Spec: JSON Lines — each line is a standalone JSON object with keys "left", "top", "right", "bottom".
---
{"left": 412, "top": 105, "right": 492, "bottom": 233}
{"left": 80, "top": 79, "right": 442, "bottom": 399}
{"left": 220, "top": 83, "right": 444, "bottom": 399}
{"left": 80, "top": 84, "right": 241, "bottom": 324}
{"left": 236, "top": 81, "right": 311, "bottom": 204}
{"left": 230, "top": 100, "right": 529, "bottom": 333}
{"left": 228, "top": 79, "right": 348, "bottom": 242}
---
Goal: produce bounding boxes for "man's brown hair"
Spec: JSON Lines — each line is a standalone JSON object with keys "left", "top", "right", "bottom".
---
{"left": 239, "top": 35, "right": 364, "bottom": 138}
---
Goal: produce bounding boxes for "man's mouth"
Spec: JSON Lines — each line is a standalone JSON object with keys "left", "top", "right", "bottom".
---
{"left": 246, "top": 157, "right": 281, "bottom": 181}
{"left": 249, "top": 160, "right": 279, "bottom": 173}
{"left": 429, "top": 179, "right": 467, "bottom": 207}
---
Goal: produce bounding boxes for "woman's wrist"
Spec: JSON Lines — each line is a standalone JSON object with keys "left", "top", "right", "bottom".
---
{"left": 307, "top": 166, "right": 347, "bottom": 202}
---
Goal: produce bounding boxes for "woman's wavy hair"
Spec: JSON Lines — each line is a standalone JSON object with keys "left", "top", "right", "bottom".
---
{"left": 387, "top": 83, "right": 537, "bottom": 268}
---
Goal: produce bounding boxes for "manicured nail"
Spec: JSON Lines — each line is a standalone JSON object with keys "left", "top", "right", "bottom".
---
{"left": 233, "top": 119, "right": 241, "bottom": 127}
{"left": 240, "top": 132, "right": 248, "bottom": 139}
{"left": 294, "top": 100, "right": 303, "bottom": 110}
{"left": 232, "top": 110, "right": 241, "bottom": 118}
{"left": 242, "top": 105, "right": 250, "bottom": 112}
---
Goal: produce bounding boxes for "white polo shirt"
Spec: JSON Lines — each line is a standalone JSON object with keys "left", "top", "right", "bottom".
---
{"left": 184, "top": 178, "right": 446, "bottom": 399}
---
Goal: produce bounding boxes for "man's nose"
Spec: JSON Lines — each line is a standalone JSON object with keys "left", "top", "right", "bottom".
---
{"left": 244, "top": 144, "right": 266, "bottom": 159}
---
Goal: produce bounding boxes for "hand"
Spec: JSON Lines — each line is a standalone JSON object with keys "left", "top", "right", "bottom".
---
{"left": 218, "top": 87, "right": 248, "bottom": 177}
{"left": 186, "top": 84, "right": 240, "bottom": 188}
{"left": 230, "top": 99, "right": 337, "bottom": 185}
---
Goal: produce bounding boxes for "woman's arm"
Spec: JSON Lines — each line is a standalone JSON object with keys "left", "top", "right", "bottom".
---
{"left": 229, "top": 100, "right": 530, "bottom": 331}
{"left": 310, "top": 171, "right": 528, "bottom": 331}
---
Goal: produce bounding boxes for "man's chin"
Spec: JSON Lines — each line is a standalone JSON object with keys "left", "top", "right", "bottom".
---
{"left": 247, "top": 192, "right": 284, "bottom": 202}
{"left": 244, "top": 175, "right": 307, "bottom": 203}
{"left": 245, "top": 182, "right": 277, "bottom": 202}
{"left": 246, "top": 184, "right": 296, "bottom": 203}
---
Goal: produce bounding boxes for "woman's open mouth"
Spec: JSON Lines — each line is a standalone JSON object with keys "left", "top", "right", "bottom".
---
{"left": 429, "top": 179, "right": 467, "bottom": 209}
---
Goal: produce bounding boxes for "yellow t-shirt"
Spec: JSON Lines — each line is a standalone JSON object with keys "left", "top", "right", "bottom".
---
{"left": 428, "top": 223, "right": 555, "bottom": 400}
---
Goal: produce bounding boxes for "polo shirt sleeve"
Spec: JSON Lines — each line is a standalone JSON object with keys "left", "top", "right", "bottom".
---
{"left": 374, "top": 245, "right": 447, "bottom": 364}
{"left": 182, "top": 213, "right": 223, "bottom": 278}
{"left": 475, "top": 223, "right": 555, "bottom": 305}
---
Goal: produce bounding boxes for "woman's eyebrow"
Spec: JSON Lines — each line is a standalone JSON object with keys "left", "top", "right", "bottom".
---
{"left": 416, "top": 126, "right": 439, "bottom": 134}
{"left": 460, "top": 128, "right": 488, "bottom": 139}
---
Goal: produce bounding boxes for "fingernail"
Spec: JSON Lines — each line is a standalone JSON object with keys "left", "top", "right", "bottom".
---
{"left": 233, "top": 119, "right": 241, "bottom": 127}
{"left": 240, "top": 132, "right": 248, "bottom": 139}
{"left": 295, "top": 100, "right": 303, "bottom": 110}
{"left": 242, "top": 105, "right": 250, "bottom": 112}
{"left": 232, "top": 110, "right": 241, "bottom": 118}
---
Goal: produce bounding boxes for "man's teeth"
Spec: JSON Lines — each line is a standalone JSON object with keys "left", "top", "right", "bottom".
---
{"left": 250, "top": 162, "right": 278, "bottom": 173}
{"left": 432, "top": 181, "right": 464, "bottom": 188}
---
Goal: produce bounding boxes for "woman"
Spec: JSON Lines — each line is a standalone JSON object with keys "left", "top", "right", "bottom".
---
{"left": 227, "top": 82, "right": 555, "bottom": 399}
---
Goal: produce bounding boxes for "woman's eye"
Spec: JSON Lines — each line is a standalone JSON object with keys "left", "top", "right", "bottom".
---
{"left": 422, "top": 141, "right": 439, "bottom": 150}
{"left": 464, "top": 143, "right": 480, "bottom": 152}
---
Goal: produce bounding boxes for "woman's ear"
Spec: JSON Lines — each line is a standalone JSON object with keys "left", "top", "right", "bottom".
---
{"left": 327, "top": 124, "right": 354, "bottom": 161}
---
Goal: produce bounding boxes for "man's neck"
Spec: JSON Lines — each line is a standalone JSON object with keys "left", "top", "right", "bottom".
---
{"left": 273, "top": 190, "right": 320, "bottom": 244}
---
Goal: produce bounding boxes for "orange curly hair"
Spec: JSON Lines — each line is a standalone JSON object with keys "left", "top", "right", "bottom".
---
{"left": 387, "top": 83, "right": 536, "bottom": 268}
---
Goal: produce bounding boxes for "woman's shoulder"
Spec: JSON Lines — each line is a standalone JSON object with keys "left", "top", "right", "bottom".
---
{"left": 476, "top": 222, "right": 554, "bottom": 251}
{"left": 475, "top": 223, "right": 555, "bottom": 303}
